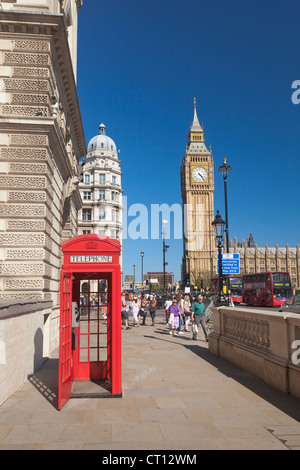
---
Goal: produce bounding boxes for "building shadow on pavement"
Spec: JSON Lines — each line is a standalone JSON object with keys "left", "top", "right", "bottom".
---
{"left": 144, "top": 332, "right": 300, "bottom": 424}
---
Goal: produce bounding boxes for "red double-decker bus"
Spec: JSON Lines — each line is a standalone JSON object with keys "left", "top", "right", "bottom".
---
{"left": 210, "top": 275, "right": 243, "bottom": 303}
{"left": 242, "top": 271, "right": 292, "bottom": 307}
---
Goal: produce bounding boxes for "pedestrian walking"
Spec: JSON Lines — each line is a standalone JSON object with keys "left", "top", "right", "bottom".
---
{"left": 168, "top": 298, "right": 180, "bottom": 336}
{"left": 131, "top": 297, "right": 140, "bottom": 327}
{"left": 149, "top": 294, "right": 157, "bottom": 326}
{"left": 164, "top": 296, "right": 172, "bottom": 323}
{"left": 121, "top": 292, "right": 131, "bottom": 329}
{"left": 191, "top": 295, "right": 209, "bottom": 341}
{"left": 176, "top": 292, "right": 185, "bottom": 334}
{"left": 183, "top": 294, "right": 192, "bottom": 331}
{"left": 139, "top": 294, "right": 148, "bottom": 325}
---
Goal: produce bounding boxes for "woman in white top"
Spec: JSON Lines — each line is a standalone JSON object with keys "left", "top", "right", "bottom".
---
{"left": 183, "top": 294, "right": 192, "bottom": 332}
{"left": 131, "top": 297, "right": 140, "bottom": 327}
{"left": 164, "top": 297, "right": 172, "bottom": 323}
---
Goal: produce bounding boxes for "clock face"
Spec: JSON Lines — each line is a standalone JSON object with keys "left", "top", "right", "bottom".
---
{"left": 192, "top": 166, "right": 208, "bottom": 182}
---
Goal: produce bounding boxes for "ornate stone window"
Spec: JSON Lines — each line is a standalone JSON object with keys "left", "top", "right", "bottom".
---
{"left": 82, "top": 209, "right": 92, "bottom": 221}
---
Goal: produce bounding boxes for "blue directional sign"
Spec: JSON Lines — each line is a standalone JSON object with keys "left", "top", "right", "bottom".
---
{"left": 217, "top": 253, "right": 240, "bottom": 274}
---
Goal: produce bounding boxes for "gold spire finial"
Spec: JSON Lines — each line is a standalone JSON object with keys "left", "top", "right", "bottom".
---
{"left": 194, "top": 97, "right": 197, "bottom": 108}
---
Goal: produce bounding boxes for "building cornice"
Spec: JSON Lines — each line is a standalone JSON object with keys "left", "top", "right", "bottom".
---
{"left": 0, "top": 9, "right": 86, "bottom": 159}
{"left": 0, "top": 116, "right": 71, "bottom": 176}
{"left": 0, "top": 116, "right": 82, "bottom": 210}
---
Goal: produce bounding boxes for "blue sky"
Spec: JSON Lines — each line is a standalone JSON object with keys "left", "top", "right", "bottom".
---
{"left": 76, "top": 0, "right": 300, "bottom": 282}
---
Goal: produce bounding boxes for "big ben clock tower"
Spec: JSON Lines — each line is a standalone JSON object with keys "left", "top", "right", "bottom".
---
{"left": 181, "top": 99, "right": 215, "bottom": 285}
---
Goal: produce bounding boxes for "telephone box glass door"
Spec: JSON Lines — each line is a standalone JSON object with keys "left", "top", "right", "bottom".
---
{"left": 79, "top": 278, "right": 109, "bottom": 364}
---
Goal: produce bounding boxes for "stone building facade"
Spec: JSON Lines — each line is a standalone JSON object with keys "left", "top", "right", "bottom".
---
{"left": 78, "top": 123, "right": 123, "bottom": 265}
{"left": 144, "top": 272, "right": 174, "bottom": 286}
{"left": 230, "top": 234, "right": 300, "bottom": 288}
{"left": 0, "top": 1, "right": 86, "bottom": 319}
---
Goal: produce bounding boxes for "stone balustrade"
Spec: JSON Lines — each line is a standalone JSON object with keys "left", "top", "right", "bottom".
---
{"left": 209, "top": 306, "right": 300, "bottom": 400}
{"left": 223, "top": 311, "right": 271, "bottom": 351}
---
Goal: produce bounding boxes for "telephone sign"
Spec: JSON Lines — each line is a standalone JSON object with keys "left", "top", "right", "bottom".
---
{"left": 70, "top": 255, "right": 112, "bottom": 263}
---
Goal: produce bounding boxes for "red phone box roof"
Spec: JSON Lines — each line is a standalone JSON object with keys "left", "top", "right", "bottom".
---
{"left": 62, "top": 235, "right": 121, "bottom": 269}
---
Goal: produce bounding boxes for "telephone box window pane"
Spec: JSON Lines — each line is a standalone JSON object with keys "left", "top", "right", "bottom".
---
{"left": 99, "top": 349, "right": 107, "bottom": 361}
{"left": 80, "top": 349, "right": 88, "bottom": 362}
{"left": 90, "top": 349, "right": 98, "bottom": 362}
{"left": 80, "top": 321, "right": 88, "bottom": 334}
{"left": 90, "top": 334, "right": 98, "bottom": 348}
{"left": 100, "top": 334, "right": 107, "bottom": 348}
{"left": 80, "top": 306, "right": 88, "bottom": 316}
{"left": 99, "top": 280, "right": 108, "bottom": 292}
{"left": 80, "top": 335, "right": 88, "bottom": 348}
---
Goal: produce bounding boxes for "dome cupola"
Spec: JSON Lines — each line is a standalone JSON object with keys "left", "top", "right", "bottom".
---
{"left": 87, "top": 123, "right": 117, "bottom": 153}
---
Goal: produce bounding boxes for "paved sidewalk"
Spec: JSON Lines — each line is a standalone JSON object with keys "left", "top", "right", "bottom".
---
{"left": 0, "top": 310, "right": 300, "bottom": 450}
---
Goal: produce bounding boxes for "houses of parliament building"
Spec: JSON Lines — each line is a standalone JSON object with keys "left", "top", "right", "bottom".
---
{"left": 230, "top": 233, "right": 300, "bottom": 289}
{"left": 181, "top": 100, "right": 300, "bottom": 289}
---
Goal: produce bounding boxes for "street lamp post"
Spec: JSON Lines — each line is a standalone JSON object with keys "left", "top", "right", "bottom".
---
{"left": 162, "top": 220, "right": 169, "bottom": 295}
{"left": 133, "top": 264, "right": 135, "bottom": 292}
{"left": 140, "top": 250, "right": 144, "bottom": 287}
{"left": 212, "top": 210, "right": 226, "bottom": 304}
{"left": 218, "top": 158, "right": 231, "bottom": 253}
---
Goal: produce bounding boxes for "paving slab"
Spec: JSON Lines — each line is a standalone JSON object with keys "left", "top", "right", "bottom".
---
{"left": 0, "top": 309, "right": 300, "bottom": 451}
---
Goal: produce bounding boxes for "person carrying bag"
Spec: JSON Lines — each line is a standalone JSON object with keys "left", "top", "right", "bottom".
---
{"left": 139, "top": 295, "right": 148, "bottom": 325}
{"left": 191, "top": 295, "right": 209, "bottom": 342}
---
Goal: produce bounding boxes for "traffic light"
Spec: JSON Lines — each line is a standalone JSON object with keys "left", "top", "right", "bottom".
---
{"left": 182, "top": 273, "right": 190, "bottom": 286}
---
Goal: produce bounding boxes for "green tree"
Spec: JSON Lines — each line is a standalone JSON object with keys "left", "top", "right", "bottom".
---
{"left": 194, "top": 271, "right": 211, "bottom": 290}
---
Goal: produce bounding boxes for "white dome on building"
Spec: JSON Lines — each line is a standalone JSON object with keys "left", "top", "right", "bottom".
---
{"left": 87, "top": 123, "right": 117, "bottom": 153}
{"left": 78, "top": 120, "right": 123, "bottom": 258}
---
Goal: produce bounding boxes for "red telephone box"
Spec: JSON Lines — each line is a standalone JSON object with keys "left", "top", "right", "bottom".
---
{"left": 58, "top": 234, "right": 122, "bottom": 410}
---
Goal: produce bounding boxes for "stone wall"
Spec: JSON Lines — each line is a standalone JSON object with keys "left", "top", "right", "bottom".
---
{"left": 0, "top": 300, "right": 53, "bottom": 406}
{"left": 0, "top": 6, "right": 85, "bottom": 401}
{"left": 0, "top": 11, "right": 86, "bottom": 308}
{"left": 209, "top": 306, "right": 300, "bottom": 400}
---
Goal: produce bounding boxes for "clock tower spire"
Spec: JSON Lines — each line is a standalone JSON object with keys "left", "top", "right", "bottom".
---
{"left": 181, "top": 99, "right": 215, "bottom": 286}
{"left": 188, "top": 98, "right": 207, "bottom": 150}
